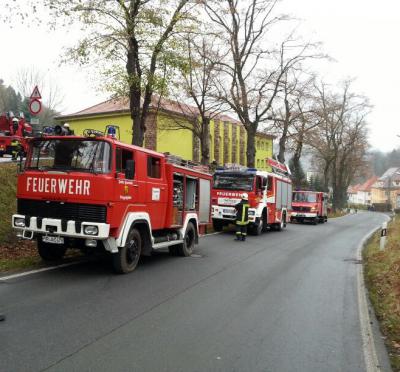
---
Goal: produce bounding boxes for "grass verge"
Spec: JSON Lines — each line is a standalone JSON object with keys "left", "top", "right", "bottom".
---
{"left": 0, "top": 162, "right": 18, "bottom": 243}
{"left": 363, "top": 215, "right": 400, "bottom": 371}
{"left": 0, "top": 162, "right": 45, "bottom": 274}
{"left": 328, "top": 210, "right": 347, "bottom": 218}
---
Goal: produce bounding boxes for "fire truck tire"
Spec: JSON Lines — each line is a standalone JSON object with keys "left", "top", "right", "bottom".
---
{"left": 250, "top": 218, "right": 263, "bottom": 235}
{"left": 261, "top": 211, "right": 268, "bottom": 232}
{"left": 113, "top": 228, "right": 141, "bottom": 274}
{"left": 312, "top": 218, "right": 318, "bottom": 225}
{"left": 37, "top": 239, "right": 67, "bottom": 261}
{"left": 177, "top": 222, "right": 196, "bottom": 257}
{"left": 212, "top": 220, "right": 224, "bottom": 232}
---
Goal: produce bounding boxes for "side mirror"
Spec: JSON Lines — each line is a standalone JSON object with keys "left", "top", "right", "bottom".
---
{"left": 125, "top": 159, "right": 135, "bottom": 179}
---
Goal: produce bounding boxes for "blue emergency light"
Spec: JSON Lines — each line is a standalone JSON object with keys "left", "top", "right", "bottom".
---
{"left": 106, "top": 125, "right": 117, "bottom": 137}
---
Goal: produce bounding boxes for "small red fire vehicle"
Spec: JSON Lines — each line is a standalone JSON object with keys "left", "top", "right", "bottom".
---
{"left": 211, "top": 159, "right": 292, "bottom": 234}
{"left": 290, "top": 190, "right": 328, "bottom": 224}
{"left": 0, "top": 112, "right": 32, "bottom": 158}
{"left": 12, "top": 126, "right": 212, "bottom": 274}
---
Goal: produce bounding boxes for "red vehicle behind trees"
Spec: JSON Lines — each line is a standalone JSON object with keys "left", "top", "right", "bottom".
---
{"left": 0, "top": 112, "right": 32, "bottom": 158}
{"left": 12, "top": 127, "right": 212, "bottom": 273}
{"left": 211, "top": 159, "right": 292, "bottom": 235}
{"left": 290, "top": 191, "right": 328, "bottom": 225}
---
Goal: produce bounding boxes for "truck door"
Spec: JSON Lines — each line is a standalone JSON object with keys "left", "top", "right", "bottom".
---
{"left": 267, "top": 175, "right": 275, "bottom": 223}
{"left": 115, "top": 147, "right": 140, "bottom": 204}
{"left": 146, "top": 155, "right": 168, "bottom": 229}
{"left": 256, "top": 176, "right": 264, "bottom": 202}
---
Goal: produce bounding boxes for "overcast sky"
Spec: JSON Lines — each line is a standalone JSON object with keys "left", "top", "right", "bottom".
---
{"left": 0, "top": 0, "right": 399, "bottom": 151}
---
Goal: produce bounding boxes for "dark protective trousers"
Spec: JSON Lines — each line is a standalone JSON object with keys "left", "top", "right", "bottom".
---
{"left": 235, "top": 223, "right": 248, "bottom": 240}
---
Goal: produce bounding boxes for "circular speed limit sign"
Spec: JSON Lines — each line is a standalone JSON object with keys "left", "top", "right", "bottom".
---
{"left": 29, "top": 99, "right": 42, "bottom": 115}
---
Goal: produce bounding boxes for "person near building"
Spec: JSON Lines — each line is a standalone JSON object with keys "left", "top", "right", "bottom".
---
{"left": 235, "top": 193, "right": 250, "bottom": 241}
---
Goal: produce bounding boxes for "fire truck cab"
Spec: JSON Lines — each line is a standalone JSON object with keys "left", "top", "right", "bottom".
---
{"left": 290, "top": 190, "right": 328, "bottom": 224}
{"left": 12, "top": 128, "right": 212, "bottom": 274}
{"left": 211, "top": 160, "right": 292, "bottom": 235}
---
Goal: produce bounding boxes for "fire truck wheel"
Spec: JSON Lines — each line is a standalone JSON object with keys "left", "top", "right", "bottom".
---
{"left": 250, "top": 218, "right": 263, "bottom": 235}
{"left": 37, "top": 239, "right": 67, "bottom": 261}
{"left": 113, "top": 228, "right": 141, "bottom": 274}
{"left": 261, "top": 211, "right": 268, "bottom": 232}
{"left": 177, "top": 222, "right": 196, "bottom": 257}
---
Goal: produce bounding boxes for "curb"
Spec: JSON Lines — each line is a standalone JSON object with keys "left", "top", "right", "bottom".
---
{"left": 356, "top": 215, "right": 391, "bottom": 372}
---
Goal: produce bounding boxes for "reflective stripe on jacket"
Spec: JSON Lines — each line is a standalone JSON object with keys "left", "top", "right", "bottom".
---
{"left": 235, "top": 200, "right": 249, "bottom": 225}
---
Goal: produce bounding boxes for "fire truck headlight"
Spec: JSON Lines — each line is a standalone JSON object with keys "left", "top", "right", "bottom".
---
{"left": 311, "top": 207, "right": 317, "bottom": 212}
{"left": 14, "top": 218, "right": 26, "bottom": 228}
{"left": 84, "top": 225, "right": 98, "bottom": 236}
{"left": 248, "top": 210, "right": 255, "bottom": 216}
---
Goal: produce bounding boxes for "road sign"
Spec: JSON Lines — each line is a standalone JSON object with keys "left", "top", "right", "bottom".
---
{"left": 30, "top": 117, "right": 39, "bottom": 125}
{"left": 30, "top": 86, "right": 42, "bottom": 99}
{"left": 29, "top": 99, "right": 42, "bottom": 115}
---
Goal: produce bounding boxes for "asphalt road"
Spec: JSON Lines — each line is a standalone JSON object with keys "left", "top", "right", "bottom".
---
{"left": 0, "top": 212, "right": 389, "bottom": 372}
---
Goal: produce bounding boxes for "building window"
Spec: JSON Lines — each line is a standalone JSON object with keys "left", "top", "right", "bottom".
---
{"left": 147, "top": 156, "right": 161, "bottom": 178}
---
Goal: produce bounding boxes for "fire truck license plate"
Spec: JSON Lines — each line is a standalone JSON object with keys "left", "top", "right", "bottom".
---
{"left": 42, "top": 236, "right": 64, "bottom": 244}
{"left": 223, "top": 208, "right": 234, "bottom": 214}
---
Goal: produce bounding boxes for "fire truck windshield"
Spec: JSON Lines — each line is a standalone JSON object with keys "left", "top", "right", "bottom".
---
{"left": 293, "top": 192, "right": 317, "bottom": 203}
{"left": 213, "top": 173, "right": 254, "bottom": 191}
{"left": 27, "top": 139, "right": 111, "bottom": 173}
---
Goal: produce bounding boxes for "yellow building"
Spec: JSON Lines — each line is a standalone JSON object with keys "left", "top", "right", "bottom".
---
{"left": 56, "top": 97, "right": 274, "bottom": 169}
{"left": 370, "top": 168, "right": 400, "bottom": 209}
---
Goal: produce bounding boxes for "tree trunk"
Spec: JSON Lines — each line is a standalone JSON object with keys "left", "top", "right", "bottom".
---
{"left": 246, "top": 125, "right": 256, "bottom": 167}
{"left": 277, "top": 98, "right": 290, "bottom": 163}
{"left": 130, "top": 86, "right": 142, "bottom": 146}
{"left": 200, "top": 117, "right": 210, "bottom": 165}
{"left": 277, "top": 128, "right": 287, "bottom": 163}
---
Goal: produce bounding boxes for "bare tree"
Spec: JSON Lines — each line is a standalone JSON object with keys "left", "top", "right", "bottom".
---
{"left": 15, "top": 67, "right": 64, "bottom": 112}
{"left": 307, "top": 80, "right": 371, "bottom": 210}
{"left": 11, "top": 0, "right": 197, "bottom": 146}
{"left": 205, "top": 0, "right": 318, "bottom": 167}
{"left": 164, "top": 34, "right": 226, "bottom": 164}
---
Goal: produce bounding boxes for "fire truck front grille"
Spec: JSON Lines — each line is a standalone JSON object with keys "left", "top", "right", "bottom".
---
{"left": 292, "top": 206, "right": 311, "bottom": 212}
{"left": 17, "top": 199, "right": 107, "bottom": 223}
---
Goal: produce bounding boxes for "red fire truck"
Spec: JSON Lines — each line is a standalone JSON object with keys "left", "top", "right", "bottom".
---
{"left": 0, "top": 112, "right": 32, "bottom": 158}
{"left": 290, "top": 190, "right": 328, "bottom": 224}
{"left": 12, "top": 127, "right": 213, "bottom": 274}
{"left": 211, "top": 159, "right": 292, "bottom": 234}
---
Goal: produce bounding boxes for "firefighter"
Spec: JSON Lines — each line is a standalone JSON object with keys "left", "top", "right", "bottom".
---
{"left": 10, "top": 139, "right": 21, "bottom": 160}
{"left": 235, "top": 193, "right": 250, "bottom": 241}
{"left": 11, "top": 117, "right": 19, "bottom": 135}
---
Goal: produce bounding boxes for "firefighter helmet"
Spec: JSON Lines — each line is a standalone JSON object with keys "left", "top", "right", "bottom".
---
{"left": 12, "top": 117, "right": 19, "bottom": 122}
{"left": 241, "top": 193, "right": 248, "bottom": 200}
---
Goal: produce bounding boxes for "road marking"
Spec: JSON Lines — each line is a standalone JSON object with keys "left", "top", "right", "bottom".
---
{"left": 201, "top": 231, "right": 222, "bottom": 237}
{"left": 356, "top": 215, "right": 390, "bottom": 372}
{"left": 0, "top": 261, "right": 82, "bottom": 282}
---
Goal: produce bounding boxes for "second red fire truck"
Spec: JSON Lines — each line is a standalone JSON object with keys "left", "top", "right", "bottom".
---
{"left": 290, "top": 190, "right": 328, "bottom": 224}
{"left": 211, "top": 159, "right": 292, "bottom": 234}
{"left": 12, "top": 127, "right": 213, "bottom": 274}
